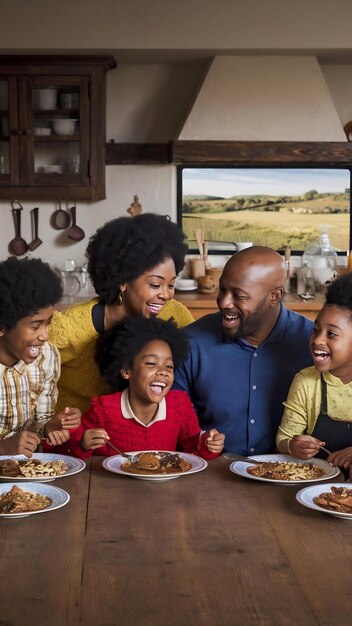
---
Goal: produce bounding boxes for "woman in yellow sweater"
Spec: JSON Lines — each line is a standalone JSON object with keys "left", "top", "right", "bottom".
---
{"left": 49, "top": 214, "right": 194, "bottom": 413}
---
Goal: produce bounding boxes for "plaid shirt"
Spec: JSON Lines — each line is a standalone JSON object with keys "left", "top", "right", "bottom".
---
{"left": 0, "top": 342, "right": 60, "bottom": 439}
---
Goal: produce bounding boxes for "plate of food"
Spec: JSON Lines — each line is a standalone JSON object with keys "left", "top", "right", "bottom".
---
{"left": 229, "top": 454, "right": 340, "bottom": 485}
{"left": 0, "top": 482, "right": 70, "bottom": 518}
{"left": 102, "top": 450, "right": 208, "bottom": 481}
{"left": 0, "top": 453, "right": 86, "bottom": 482}
{"left": 296, "top": 483, "right": 352, "bottom": 520}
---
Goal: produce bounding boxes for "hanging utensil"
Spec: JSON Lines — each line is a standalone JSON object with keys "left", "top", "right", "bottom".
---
{"left": 67, "top": 204, "right": 85, "bottom": 241}
{"left": 50, "top": 200, "right": 71, "bottom": 230}
{"left": 28, "top": 207, "right": 43, "bottom": 251}
{"left": 9, "top": 201, "right": 28, "bottom": 256}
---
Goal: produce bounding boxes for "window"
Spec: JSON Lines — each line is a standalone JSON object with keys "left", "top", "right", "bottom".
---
{"left": 177, "top": 166, "right": 352, "bottom": 254}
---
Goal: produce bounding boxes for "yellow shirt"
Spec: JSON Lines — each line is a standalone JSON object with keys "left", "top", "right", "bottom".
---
{"left": 276, "top": 366, "right": 352, "bottom": 453}
{"left": 49, "top": 297, "right": 194, "bottom": 413}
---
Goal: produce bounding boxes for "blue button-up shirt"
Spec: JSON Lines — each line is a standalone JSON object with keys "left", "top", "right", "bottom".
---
{"left": 174, "top": 306, "right": 313, "bottom": 455}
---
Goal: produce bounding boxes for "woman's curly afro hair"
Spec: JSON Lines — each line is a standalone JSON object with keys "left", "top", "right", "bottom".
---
{"left": 325, "top": 273, "right": 352, "bottom": 319}
{"left": 95, "top": 315, "right": 189, "bottom": 390}
{"left": 86, "top": 213, "right": 188, "bottom": 303}
{"left": 0, "top": 256, "right": 63, "bottom": 330}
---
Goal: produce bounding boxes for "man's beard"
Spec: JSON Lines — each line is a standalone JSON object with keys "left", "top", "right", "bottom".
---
{"left": 223, "top": 297, "right": 269, "bottom": 341}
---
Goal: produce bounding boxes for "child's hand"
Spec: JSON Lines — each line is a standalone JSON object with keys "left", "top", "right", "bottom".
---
{"left": 206, "top": 429, "right": 225, "bottom": 453}
{"left": 45, "top": 429, "right": 70, "bottom": 447}
{"left": 0, "top": 431, "right": 40, "bottom": 458}
{"left": 289, "top": 435, "right": 324, "bottom": 459}
{"left": 81, "top": 429, "right": 109, "bottom": 451}
{"left": 55, "top": 406, "right": 82, "bottom": 430}
{"left": 327, "top": 447, "right": 352, "bottom": 469}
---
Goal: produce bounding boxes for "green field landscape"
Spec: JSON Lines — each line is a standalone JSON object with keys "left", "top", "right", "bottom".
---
{"left": 182, "top": 190, "right": 350, "bottom": 250}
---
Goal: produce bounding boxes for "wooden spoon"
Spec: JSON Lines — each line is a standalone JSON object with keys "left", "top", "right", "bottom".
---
{"left": 195, "top": 228, "right": 204, "bottom": 258}
{"left": 9, "top": 205, "right": 28, "bottom": 256}
{"left": 67, "top": 204, "right": 85, "bottom": 241}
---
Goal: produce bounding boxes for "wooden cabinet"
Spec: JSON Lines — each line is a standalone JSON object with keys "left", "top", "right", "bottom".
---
{"left": 0, "top": 55, "right": 116, "bottom": 201}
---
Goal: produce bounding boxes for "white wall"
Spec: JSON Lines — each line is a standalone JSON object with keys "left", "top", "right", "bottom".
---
{"left": 1, "top": 0, "right": 352, "bottom": 265}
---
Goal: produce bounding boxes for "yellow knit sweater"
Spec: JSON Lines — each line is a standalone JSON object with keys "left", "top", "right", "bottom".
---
{"left": 49, "top": 297, "right": 194, "bottom": 413}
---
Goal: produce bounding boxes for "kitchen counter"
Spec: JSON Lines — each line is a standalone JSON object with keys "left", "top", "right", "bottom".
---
{"left": 55, "top": 291, "right": 324, "bottom": 320}
{"left": 174, "top": 290, "right": 325, "bottom": 320}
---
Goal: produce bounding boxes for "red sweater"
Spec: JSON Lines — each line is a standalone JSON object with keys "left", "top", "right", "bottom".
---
{"left": 68, "top": 390, "right": 218, "bottom": 461}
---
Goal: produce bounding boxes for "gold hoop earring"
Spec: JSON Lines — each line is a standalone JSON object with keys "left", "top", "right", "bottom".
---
{"left": 117, "top": 290, "right": 124, "bottom": 305}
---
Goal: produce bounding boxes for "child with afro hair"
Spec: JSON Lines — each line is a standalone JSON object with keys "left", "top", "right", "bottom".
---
{"left": 68, "top": 315, "right": 224, "bottom": 460}
{"left": 277, "top": 272, "right": 352, "bottom": 478}
{"left": 0, "top": 257, "right": 81, "bottom": 457}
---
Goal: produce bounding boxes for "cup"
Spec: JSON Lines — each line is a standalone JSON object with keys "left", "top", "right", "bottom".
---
{"left": 235, "top": 242, "right": 253, "bottom": 252}
{"left": 190, "top": 258, "right": 206, "bottom": 279}
{"left": 205, "top": 267, "right": 222, "bottom": 284}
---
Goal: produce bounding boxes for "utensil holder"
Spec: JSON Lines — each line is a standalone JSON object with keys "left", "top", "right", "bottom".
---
{"left": 190, "top": 258, "right": 206, "bottom": 279}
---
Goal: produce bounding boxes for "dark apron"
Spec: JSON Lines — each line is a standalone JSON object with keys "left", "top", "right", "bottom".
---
{"left": 311, "top": 375, "right": 352, "bottom": 476}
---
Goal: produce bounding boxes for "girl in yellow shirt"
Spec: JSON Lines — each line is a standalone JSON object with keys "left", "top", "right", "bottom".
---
{"left": 277, "top": 272, "right": 352, "bottom": 477}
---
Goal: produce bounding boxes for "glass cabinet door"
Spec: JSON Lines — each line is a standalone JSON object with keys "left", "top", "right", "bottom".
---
{"left": 22, "top": 75, "right": 89, "bottom": 187}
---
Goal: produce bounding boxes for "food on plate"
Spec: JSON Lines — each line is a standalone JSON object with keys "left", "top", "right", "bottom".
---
{"left": 0, "top": 458, "right": 68, "bottom": 478}
{"left": 0, "top": 485, "right": 51, "bottom": 514}
{"left": 247, "top": 461, "right": 324, "bottom": 481}
{"left": 314, "top": 486, "right": 352, "bottom": 514}
{"left": 121, "top": 451, "right": 192, "bottom": 475}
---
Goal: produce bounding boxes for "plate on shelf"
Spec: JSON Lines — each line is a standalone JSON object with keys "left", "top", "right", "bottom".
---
{"left": 0, "top": 482, "right": 70, "bottom": 518}
{"left": 175, "top": 285, "right": 198, "bottom": 292}
{"left": 296, "top": 483, "right": 352, "bottom": 520}
{"left": 229, "top": 453, "right": 340, "bottom": 485}
{"left": 102, "top": 451, "right": 207, "bottom": 481}
{"left": 174, "top": 279, "right": 198, "bottom": 291}
{"left": 0, "top": 453, "right": 86, "bottom": 482}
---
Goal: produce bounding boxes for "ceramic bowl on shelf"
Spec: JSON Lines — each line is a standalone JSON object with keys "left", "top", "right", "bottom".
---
{"left": 51, "top": 118, "right": 77, "bottom": 136}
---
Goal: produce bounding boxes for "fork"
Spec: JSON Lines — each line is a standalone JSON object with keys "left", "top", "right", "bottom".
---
{"left": 105, "top": 440, "right": 138, "bottom": 462}
{"left": 222, "top": 452, "right": 264, "bottom": 465}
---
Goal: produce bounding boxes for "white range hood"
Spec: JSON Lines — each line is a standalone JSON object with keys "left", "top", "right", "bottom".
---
{"left": 178, "top": 56, "right": 347, "bottom": 141}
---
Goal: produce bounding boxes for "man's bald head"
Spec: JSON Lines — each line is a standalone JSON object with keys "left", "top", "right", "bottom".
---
{"left": 218, "top": 246, "right": 287, "bottom": 344}
{"left": 223, "top": 246, "right": 287, "bottom": 291}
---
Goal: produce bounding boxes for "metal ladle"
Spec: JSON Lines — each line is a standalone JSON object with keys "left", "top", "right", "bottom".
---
{"left": 67, "top": 204, "right": 85, "bottom": 241}
{"left": 9, "top": 202, "right": 28, "bottom": 256}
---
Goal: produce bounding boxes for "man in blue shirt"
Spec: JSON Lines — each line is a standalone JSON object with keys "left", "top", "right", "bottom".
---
{"left": 174, "top": 246, "right": 313, "bottom": 455}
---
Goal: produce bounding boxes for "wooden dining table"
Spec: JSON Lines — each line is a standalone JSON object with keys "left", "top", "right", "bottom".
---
{"left": 1, "top": 455, "right": 351, "bottom": 626}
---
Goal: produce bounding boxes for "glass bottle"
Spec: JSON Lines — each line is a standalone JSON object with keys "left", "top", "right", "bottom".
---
{"left": 302, "top": 225, "right": 338, "bottom": 291}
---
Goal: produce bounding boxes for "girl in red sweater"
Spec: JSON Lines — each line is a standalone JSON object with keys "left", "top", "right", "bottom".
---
{"left": 68, "top": 316, "right": 224, "bottom": 459}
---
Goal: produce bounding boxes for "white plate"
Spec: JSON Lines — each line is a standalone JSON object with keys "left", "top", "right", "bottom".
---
{"left": 296, "top": 483, "right": 352, "bottom": 520}
{"left": 102, "top": 451, "right": 208, "bottom": 481}
{"left": 175, "top": 285, "right": 198, "bottom": 291}
{"left": 229, "top": 453, "right": 340, "bottom": 485}
{"left": 0, "top": 453, "right": 86, "bottom": 482}
{"left": 0, "top": 482, "right": 70, "bottom": 518}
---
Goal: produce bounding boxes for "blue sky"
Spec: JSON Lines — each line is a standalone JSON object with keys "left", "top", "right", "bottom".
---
{"left": 182, "top": 168, "right": 350, "bottom": 198}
